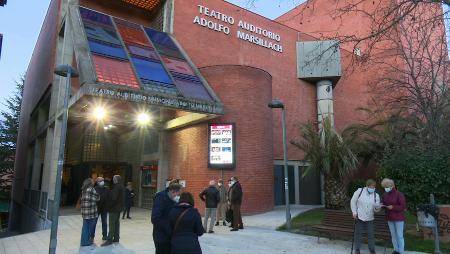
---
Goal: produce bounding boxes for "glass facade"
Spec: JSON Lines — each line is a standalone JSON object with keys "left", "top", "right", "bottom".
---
{"left": 79, "top": 7, "right": 215, "bottom": 102}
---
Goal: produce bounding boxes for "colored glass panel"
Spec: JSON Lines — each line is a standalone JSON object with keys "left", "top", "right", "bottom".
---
{"left": 115, "top": 19, "right": 152, "bottom": 46}
{"left": 161, "top": 56, "right": 195, "bottom": 76}
{"left": 131, "top": 57, "right": 173, "bottom": 85}
{"left": 153, "top": 45, "right": 184, "bottom": 59}
{"left": 145, "top": 28, "right": 178, "bottom": 48}
{"left": 79, "top": 7, "right": 113, "bottom": 27}
{"left": 173, "top": 78, "right": 212, "bottom": 101}
{"left": 88, "top": 40, "right": 127, "bottom": 60}
{"left": 92, "top": 55, "right": 139, "bottom": 88}
{"left": 84, "top": 22, "right": 121, "bottom": 45}
{"left": 127, "top": 44, "right": 159, "bottom": 60}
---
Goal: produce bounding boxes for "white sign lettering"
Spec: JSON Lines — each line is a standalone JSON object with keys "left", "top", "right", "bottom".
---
{"left": 192, "top": 4, "right": 283, "bottom": 53}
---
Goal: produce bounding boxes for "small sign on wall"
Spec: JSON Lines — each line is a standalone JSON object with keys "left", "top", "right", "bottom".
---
{"left": 208, "top": 123, "right": 236, "bottom": 169}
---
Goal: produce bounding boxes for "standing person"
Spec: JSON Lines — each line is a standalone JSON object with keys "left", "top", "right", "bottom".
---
{"left": 169, "top": 192, "right": 204, "bottom": 254}
{"left": 228, "top": 176, "right": 243, "bottom": 231}
{"left": 350, "top": 179, "right": 382, "bottom": 254}
{"left": 101, "top": 175, "right": 124, "bottom": 246}
{"left": 94, "top": 177, "right": 109, "bottom": 240}
{"left": 80, "top": 178, "right": 100, "bottom": 247}
{"left": 199, "top": 180, "right": 220, "bottom": 233}
{"left": 215, "top": 179, "right": 228, "bottom": 226}
{"left": 152, "top": 182, "right": 183, "bottom": 254}
{"left": 381, "top": 178, "right": 407, "bottom": 254}
{"left": 123, "top": 182, "right": 135, "bottom": 219}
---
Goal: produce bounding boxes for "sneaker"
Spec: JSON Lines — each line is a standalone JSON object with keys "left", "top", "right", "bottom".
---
{"left": 392, "top": 252, "right": 400, "bottom": 254}
{"left": 230, "top": 228, "right": 238, "bottom": 231}
{"left": 208, "top": 230, "right": 214, "bottom": 233}
{"left": 102, "top": 236, "right": 107, "bottom": 241}
{"left": 122, "top": 217, "right": 125, "bottom": 220}
{"left": 127, "top": 217, "right": 131, "bottom": 219}
{"left": 101, "top": 241, "right": 113, "bottom": 247}
{"left": 223, "top": 221, "right": 226, "bottom": 226}
{"left": 238, "top": 225, "right": 244, "bottom": 229}
{"left": 215, "top": 222, "right": 219, "bottom": 226}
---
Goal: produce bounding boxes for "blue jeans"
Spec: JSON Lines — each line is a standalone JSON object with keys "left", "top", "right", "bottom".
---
{"left": 81, "top": 218, "right": 97, "bottom": 246}
{"left": 388, "top": 221, "right": 405, "bottom": 254}
{"left": 93, "top": 211, "right": 108, "bottom": 238}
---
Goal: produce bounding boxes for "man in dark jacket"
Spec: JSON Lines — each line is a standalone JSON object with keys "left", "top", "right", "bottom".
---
{"left": 94, "top": 177, "right": 109, "bottom": 240}
{"left": 122, "top": 182, "right": 135, "bottom": 219}
{"left": 228, "top": 176, "right": 243, "bottom": 231}
{"left": 199, "top": 180, "right": 220, "bottom": 233}
{"left": 152, "top": 182, "right": 182, "bottom": 254}
{"left": 101, "top": 175, "right": 124, "bottom": 246}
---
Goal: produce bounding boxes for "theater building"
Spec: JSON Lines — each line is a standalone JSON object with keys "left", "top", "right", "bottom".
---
{"left": 10, "top": 0, "right": 381, "bottom": 233}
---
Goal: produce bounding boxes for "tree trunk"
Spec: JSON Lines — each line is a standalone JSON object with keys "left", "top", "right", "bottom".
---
{"left": 324, "top": 175, "right": 348, "bottom": 210}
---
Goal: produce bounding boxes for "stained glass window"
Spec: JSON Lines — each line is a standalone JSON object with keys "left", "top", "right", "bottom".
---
{"left": 88, "top": 40, "right": 128, "bottom": 60}
{"left": 80, "top": 7, "right": 113, "bottom": 27}
{"left": 92, "top": 55, "right": 139, "bottom": 88}
{"left": 126, "top": 44, "right": 159, "bottom": 60}
{"left": 115, "top": 19, "right": 152, "bottom": 47}
{"left": 131, "top": 57, "right": 173, "bottom": 85}
{"left": 84, "top": 22, "right": 122, "bottom": 45}
{"left": 161, "top": 56, "right": 195, "bottom": 76}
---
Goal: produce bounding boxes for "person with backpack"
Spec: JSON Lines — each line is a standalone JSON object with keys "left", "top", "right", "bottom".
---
{"left": 381, "top": 178, "right": 406, "bottom": 254}
{"left": 169, "top": 192, "right": 204, "bottom": 254}
{"left": 199, "top": 180, "right": 220, "bottom": 233}
{"left": 350, "top": 179, "right": 382, "bottom": 254}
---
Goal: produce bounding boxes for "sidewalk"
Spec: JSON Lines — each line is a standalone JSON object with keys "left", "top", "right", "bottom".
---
{"left": 0, "top": 205, "right": 426, "bottom": 254}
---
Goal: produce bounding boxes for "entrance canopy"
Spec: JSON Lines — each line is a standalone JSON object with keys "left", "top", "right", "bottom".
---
{"left": 68, "top": 6, "right": 224, "bottom": 126}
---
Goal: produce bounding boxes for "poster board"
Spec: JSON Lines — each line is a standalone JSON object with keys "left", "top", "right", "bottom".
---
{"left": 208, "top": 123, "right": 236, "bottom": 169}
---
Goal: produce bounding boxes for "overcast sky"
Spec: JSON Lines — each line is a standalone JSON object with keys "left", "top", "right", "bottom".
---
{"left": 0, "top": 0, "right": 304, "bottom": 112}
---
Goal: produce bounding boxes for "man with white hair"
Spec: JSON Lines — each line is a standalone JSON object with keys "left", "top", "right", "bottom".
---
{"left": 199, "top": 180, "right": 220, "bottom": 233}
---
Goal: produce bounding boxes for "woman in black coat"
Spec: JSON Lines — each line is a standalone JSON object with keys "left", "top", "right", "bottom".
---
{"left": 168, "top": 192, "right": 204, "bottom": 254}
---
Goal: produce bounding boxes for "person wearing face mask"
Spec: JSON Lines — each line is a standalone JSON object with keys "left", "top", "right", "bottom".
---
{"left": 101, "top": 175, "right": 125, "bottom": 246}
{"left": 199, "top": 180, "right": 220, "bottom": 233}
{"left": 381, "top": 178, "right": 406, "bottom": 254}
{"left": 350, "top": 179, "right": 381, "bottom": 254}
{"left": 94, "top": 177, "right": 110, "bottom": 241}
{"left": 215, "top": 179, "right": 228, "bottom": 226}
{"left": 152, "top": 182, "right": 182, "bottom": 254}
{"left": 228, "top": 176, "right": 243, "bottom": 231}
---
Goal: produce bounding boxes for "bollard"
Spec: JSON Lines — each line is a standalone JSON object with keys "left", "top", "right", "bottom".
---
{"left": 430, "top": 194, "right": 441, "bottom": 254}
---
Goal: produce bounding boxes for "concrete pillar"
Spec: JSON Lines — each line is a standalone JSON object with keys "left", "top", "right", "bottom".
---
{"left": 316, "top": 80, "right": 334, "bottom": 128}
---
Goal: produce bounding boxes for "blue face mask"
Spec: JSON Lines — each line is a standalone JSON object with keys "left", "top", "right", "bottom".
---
{"left": 384, "top": 187, "right": 392, "bottom": 193}
{"left": 367, "top": 187, "right": 375, "bottom": 194}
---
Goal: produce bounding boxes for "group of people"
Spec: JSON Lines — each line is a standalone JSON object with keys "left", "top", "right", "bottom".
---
{"left": 151, "top": 176, "right": 243, "bottom": 254}
{"left": 199, "top": 177, "right": 243, "bottom": 233}
{"left": 350, "top": 178, "right": 406, "bottom": 254}
{"left": 79, "top": 175, "right": 135, "bottom": 247}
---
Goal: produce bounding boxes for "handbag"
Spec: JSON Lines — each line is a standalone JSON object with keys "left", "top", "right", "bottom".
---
{"left": 225, "top": 207, "right": 233, "bottom": 223}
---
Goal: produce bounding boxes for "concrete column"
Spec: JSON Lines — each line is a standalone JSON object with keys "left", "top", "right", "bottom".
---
{"left": 316, "top": 80, "right": 334, "bottom": 128}
{"left": 157, "top": 130, "right": 169, "bottom": 191}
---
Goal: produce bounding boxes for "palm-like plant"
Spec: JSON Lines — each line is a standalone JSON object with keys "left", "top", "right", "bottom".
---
{"left": 291, "top": 116, "right": 358, "bottom": 209}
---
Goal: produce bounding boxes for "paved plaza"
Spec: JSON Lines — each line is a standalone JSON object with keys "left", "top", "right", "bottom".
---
{"left": 0, "top": 206, "right": 426, "bottom": 254}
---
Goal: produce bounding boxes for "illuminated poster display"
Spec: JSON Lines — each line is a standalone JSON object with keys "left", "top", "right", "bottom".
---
{"left": 208, "top": 123, "right": 236, "bottom": 169}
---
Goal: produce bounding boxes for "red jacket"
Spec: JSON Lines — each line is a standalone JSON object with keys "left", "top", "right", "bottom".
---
{"left": 382, "top": 188, "right": 406, "bottom": 221}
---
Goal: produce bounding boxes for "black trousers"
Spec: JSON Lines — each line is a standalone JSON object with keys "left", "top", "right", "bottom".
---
{"left": 122, "top": 206, "right": 131, "bottom": 218}
{"left": 155, "top": 241, "right": 171, "bottom": 254}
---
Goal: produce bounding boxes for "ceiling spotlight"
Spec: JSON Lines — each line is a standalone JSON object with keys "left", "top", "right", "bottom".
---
{"left": 137, "top": 112, "right": 151, "bottom": 125}
{"left": 92, "top": 106, "right": 106, "bottom": 120}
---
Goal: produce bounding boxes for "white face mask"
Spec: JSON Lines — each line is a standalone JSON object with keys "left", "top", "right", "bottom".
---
{"left": 99, "top": 181, "right": 105, "bottom": 187}
{"left": 228, "top": 183, "right": 232, "bottom": 187}
{"left": 218, "top": 183, "right": 222, "bottom": 186}
{"left": 174, "top": 195, "right": 180, "bottom": 203}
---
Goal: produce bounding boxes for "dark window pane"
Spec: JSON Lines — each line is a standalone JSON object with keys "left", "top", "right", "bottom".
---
{"left": 161, "top": 56, "right": 195, "bottom": 76}
{"left": 172, "top": 76, "right": 212, "bottom": 101}
{"left": 84, "top": 22, "right": 122, "bottom": 45}
{"left": 145, "top": 28, "right": 177, "bottom": 48}
{"left": 88, "top": 40, "right": 127, "bottom": 60}
{"left": 131, "top": 57, "right": 173, "bottom": 85}
{"left": 126, "top": 44, "right": 159, "bottom": 60}
{"left": 79, "top": 7, "right": 113, "bottom": 27}
{"left": 154, "top": 46, "right": 184, "bottom": 59}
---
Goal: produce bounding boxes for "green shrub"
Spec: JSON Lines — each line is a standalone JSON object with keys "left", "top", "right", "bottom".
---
{"left": 378, "top": 145, "right": 450, "bottom": 211}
